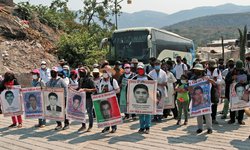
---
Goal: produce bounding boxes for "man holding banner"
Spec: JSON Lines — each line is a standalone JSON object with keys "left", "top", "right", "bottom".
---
{"left": 189, "top": 64, "right": 213, "bottom": 134}
{"left": 128, "top": 62, "right": 156, "bottom": 134}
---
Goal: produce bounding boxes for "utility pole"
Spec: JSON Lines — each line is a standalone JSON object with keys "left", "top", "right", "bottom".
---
{"left": 221, "top": 36, "right": 224, "bottom": 61}
{"left": 114, "top": 0, "right": 132, "bottom": 29}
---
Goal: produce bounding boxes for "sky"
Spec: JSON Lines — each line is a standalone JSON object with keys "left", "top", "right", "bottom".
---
{"left": 13, "top": 0, "right": 250, "bottom": 14}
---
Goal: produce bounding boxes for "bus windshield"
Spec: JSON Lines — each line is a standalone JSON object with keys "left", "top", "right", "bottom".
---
{"left": 110, "top": 31, "right": 149, "bottom": 61}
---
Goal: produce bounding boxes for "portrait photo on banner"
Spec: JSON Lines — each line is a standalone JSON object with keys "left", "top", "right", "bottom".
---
{"left": 92, "top": 91, "right": 122, "bottom": 128}
{"left": 66, "top": 88, "right": 86, "bottom": 122}
{"left": 127, "top": 80, "right": 157, "bottom": 114}
{"left": 0, "top": 86, "right": 23, "bottom": 117}
{"left": 230, "top": 82, "right": 250, "bottom": 111}
{"left": 43, "top": 88, "right": 65, "bottom": 121}
{"left": 22, "top": 87, "right": 43, "bottom": 119}
{"left": 189, "top": 79, "right": 211, "bottom": 117}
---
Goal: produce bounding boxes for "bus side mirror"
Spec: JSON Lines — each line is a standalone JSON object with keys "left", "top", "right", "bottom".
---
{"left": 99, "top": 38, "right": 109, "bottom": 49}
{"left": 147, "top": 35, "right": 152, "bottom": 48}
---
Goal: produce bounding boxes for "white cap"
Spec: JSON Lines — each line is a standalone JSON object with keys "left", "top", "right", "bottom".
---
{"left": 41, "top": 61, "right": 46, "bottom": 65}
{"left": 93, "top": 68, "right": 99, "bottom": 73}
{"left": 137, "top": 62, "right": 144, "bottom": 69}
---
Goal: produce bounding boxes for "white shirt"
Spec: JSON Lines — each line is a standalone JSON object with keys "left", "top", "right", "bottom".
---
{"left": 148, "top": 69, "right": 168, "bottom": 97}
{"left": 174, "top": 63, "right": 188, "bottom": 79}
{"left": 205, "top": 68, "right": 222, "bottom": 84}
{"left": 39, "top": 68, "right": 51, "bottom": 83}
{"left": 98, "top": 78, "right": 119, "bottom": 93}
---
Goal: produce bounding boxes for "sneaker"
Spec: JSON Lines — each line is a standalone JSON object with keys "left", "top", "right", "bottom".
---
{"left": 40, "top": 125, "right": 45, "bottom": 128}
{"left": 62, "top": 125, "right": 69, "bottom": 130}
{"left": 212, "top": 120, "right": 219, "bottom": 124}
{"left": 238, "top": 121, "right": 245, "bottom": 125}
{"left": 8, "top": 124, "right": 16, "bottom": 128}
{"left": 55, "top": 125, "right": 62, "bottom": 130}
{"left": 221, "top": 116, "right": 227, "bottom": 119}
{"left": 86, "top": 127, "right": 92, "bottom": 132}
{"left": 78, "top": 126, "right": 86, "bottom": 132}
{"left": 228, "top": 120, "right": 235, "bottom": 124}
{"left": 196, "top": 129, "right": 203, "bottom": 134}
{"left": 176, "top": 120, "right": 181, "bottom": 125}
{"left": 144, "top": 128, "right": 150, "bottom": 134}
{"left": 183, "top": 121, "right": 188, "bottom": 125}
{"left": 110, "top": 128, "right": 117, "bottom": 133}
{"left": 138, "top": 128, "right": 144, "bottom": 134}
{"left": 122, "top": 116, "right": 129, "bottom": 120}
{"left": 101, "top": 128, "right": 109, "bottom": 133}
{"left": 34, "top": 124, "right": 41, "bottom": 128}
{"left": 17, "top": 124, "right": 22, "bottom": 128}
{"left": 207, "top": 129, "right": 213, "bottom": 134}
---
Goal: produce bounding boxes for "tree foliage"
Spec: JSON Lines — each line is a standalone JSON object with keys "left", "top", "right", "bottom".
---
{"left": 238, "top": 25, "right": 247, "bottom": 62}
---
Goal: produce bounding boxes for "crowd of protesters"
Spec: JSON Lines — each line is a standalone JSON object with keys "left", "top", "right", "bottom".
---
{"left": 0, "top": 56, "right": 250, "bottom": 137}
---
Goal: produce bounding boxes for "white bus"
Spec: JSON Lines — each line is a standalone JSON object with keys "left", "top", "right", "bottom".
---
{"left": 101, "top": 27, "right": 195, "bottom": 65}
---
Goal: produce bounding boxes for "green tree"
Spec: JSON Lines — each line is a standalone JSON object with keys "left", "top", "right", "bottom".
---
{"left": 238, "top": 25, "right": 247, "bottom": 62}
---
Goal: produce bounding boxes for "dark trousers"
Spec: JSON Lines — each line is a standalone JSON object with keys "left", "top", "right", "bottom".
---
{"left": 125, "top": 113, "right": 136, "bottom": 118}
{"left": 104, "top": 125, "right": 117, "bottom": 130}
{"left": 38, "top": 119, "right": 46, "bottom": 125}
{"left": 230, "top": 109, "right": 244, "bottom": 123}
{"left": 57, "top": 97, "right": 69, "bottom": 126}
{"left": 82, "top": 99, "right": 93, "bottom": 128}
{"left": 211, "top": 103, "right": 218, "bottom": 120}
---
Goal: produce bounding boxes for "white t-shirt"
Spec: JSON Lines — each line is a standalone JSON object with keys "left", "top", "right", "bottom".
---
{"left": 205, "top": 68, "right": 222, "bottom": 84}
{"left": 174, "top": 63, "right": 187, "bottom": 80}
{"left": 148, "top": 69, "right": 168, "bottom": 97}
{"left": 98, "top": 78, "right": 119, "bottom": 93}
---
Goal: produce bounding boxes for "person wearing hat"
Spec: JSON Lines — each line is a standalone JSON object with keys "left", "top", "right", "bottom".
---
{"left": 131, "top": 62, "right": 154, "bottom": 134}
{"left": 205, "top": 59, "right": 222, "bottom": 124}
{"left": 39, "top": 61, "right": 51, "bottom": 83}
{"left": 92, "top": 68, "right": 101, "bottom": 90}
{"left": 148, "top": 60, "right": 168, "bottom": 122}
{"left": 31, "top": 69, "right": 46, "bottom": 128}
{"left": 63, "top": 65, "right": 70, "bottom": 78}
{"left": 69, "top": 70, "right": 78, "bottom": 90}
{"left": 189, "top": 64, "right": 213, "bottom": 134}
{"left": 46, "top": 67, "right": 69, "bottom": 130}
{"left": 98, "top": 65, "right": 120, "bottom": 133}
{"left": 112, "top": 61, "right": 124, "bottom": 81}
{"left": 57, "top": 59, "right": 66, "bottom": 72}
{"left": 218, "top": 58, "right": 226, "bottom": 73}
{"left": 131, "top": 58, "right": 139, "bottom": 73}
{"left": 221, "top": 58, "right": 235, "bottom": 119}
{"left": 225, "top": 60, "right": 249, "bottom": 126}
{"left": 77, "top": 66, "right": 96, "bottom": 132}
{"left": 118, "top": 63, "right": 136, "bottom": 121}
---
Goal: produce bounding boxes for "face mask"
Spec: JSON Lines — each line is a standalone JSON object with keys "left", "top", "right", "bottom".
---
{"left": 194, "top": 71, "right": 202, "bottom": 76}
{"left": 228, "top": 64, "right": 234, "bottom": 69}
{"left": 93, "top": 73, "right": 99, "bottom": 78}
{"left": 32, "top": 75, "right": 38, "bottom": 80}
{"left": 176, "top": 60, "right": 181, "bottom": 63}
{"left": 51, "top": 72, "right": 57, "bottom": 78}
{"left": 155, "top": 65, "right": 161, "bottom": 70}
{"left": 181, "top": 80, "right": 187, "bottom": 84}
{"left": 79, "top": 72, "right": 87, "bottom": 78}
{"left": 103, "top": 73, "right": 109, "bottom": 78}
{"left": 131, "top": 64, "right": 134, "bottom": 67}
{"left": 125, "top": 68, "right": 130, "bottom": 74}
{"left": 138, "top": 69, "right": 145, "bottom": 76}
{"left": 41, "top": 65, "right": 46, "bottom": 69}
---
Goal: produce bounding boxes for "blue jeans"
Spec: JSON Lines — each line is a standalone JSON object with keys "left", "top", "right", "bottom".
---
{"left": 38, "top": 119, "right": 46, "bottom": 125}
{"left": 82, "top": 99, "right": 93, "bottom": 128}
{"left": 139, "top": 114, "right": 151, "bottom": 129}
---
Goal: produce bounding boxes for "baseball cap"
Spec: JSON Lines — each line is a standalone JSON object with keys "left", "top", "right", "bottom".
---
{"left": 124, "top": 64, "right": 131, "bottom": 68}
{"left": 70, "top": 70, "right": 77, "bottom": 75}
{"left": 51, "top": 67, "right": 58, "bottom": 72}
{"left": 41, "top": 61, "right": 46, "bottom": 65}
{"left": 137, "top": 62, "right": 145, "bottom": 69}
{"left": 92, "top": 68, "right": 100, "bottom": 73}
{"left": 31, "top": 69, "right": 40, "bottom": 74}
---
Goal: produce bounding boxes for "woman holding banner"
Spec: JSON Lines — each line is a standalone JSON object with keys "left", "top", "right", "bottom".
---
{"left": 98, "top": 65, "right": 120, "bottom": 133}
{"left": 132, "top": 62, "right": 154, "bottom": 134}
{"left": 0, "top": 72, "right": 22, "bottom": 128}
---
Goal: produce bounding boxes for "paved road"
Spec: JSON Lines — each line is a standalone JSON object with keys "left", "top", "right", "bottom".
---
{"left": 0, "top": 104, "right": 250, "bottom": 150}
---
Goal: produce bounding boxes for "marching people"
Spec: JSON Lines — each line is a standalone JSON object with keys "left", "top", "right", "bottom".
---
{"left": 0, "top": 72, "right": 23, "bottom": 128}
{"left": 46, "top": 67, "right": 69, "bottom": 130}
{"left": 77, "top": 66, "right": 96, "bottom": 132}
{"left": 132, "top": 62, "right": 153, "bottom": 134}
{"left": 39, "top": 60, "right": 51, "bottom": 83}
{"left": 98, "top": 65, "right": 120, "bottom": 133}
{"left": 130, "top": 58, "right": 139, "bottom": 73}
{"left": 148, "top": 60, "right": 168, "bottom": 122}
{"left": 118, "top": 63, "right": 136, "bottom": 121}
{"left": 189, "top": 64, "right": 213, "bottom": 134}
{"left": 31, "top": 69, "right": 46, "bottom": 128}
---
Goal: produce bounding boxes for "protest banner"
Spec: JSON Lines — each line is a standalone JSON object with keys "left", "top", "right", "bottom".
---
{"left": 230, "top": 82, "right": 250, "bottom": 111}
{"left": 119, "top": 78, "right": 128, "bottom": 113}
{"left": 92, "top": 91, "right": 122, "bottom": 128}
{"left": 127, "top": 80, "right": 157, "bottom": 114}
{"left": 189, "top": 77, "right": 211, "bottom": 117}
{"left": 0, "top": 86, "right": 23, "bottom": 117}
{"left": 43, "top": 88, "right": 65, "bottom": 121}
{"left": 22, "top": 87, "right": 43, "bottom": 119}
{"left": 164, "top": 83, "right": 175, "bottom": 109}
{"left": 156, "top": 88, "right": 165, "bottom": 114}
{"left": 66, "top": 88, "right": 86, "bottom": 122}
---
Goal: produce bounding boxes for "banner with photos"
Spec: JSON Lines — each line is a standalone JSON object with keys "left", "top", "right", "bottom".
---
{"left": 92, "top": 91, "right": 122, "bottom": 128}
{"left": 0, "top": 86, "right": 23, "bottom": 117}
{"left": 127, "top": 80, "right": 157, "bottom": 114}
{"left": 22, "top": 87, "right": 44, "bottom": 119}
{"left": 189, "top": 77, "right": 212, "bottom": 117}
{"left": 230, "top": 82, "right": 250, "bottom": 111}
{"left": 43, "top": 88, "right": 65, "bottom": 121}
{"left": 66, "top": 89, "right": 86, "bottom": 122}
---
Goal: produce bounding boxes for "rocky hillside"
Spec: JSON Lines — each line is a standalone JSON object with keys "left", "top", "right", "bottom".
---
{"left": 0, "top": 3, "right": 60, "bottom": 73}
